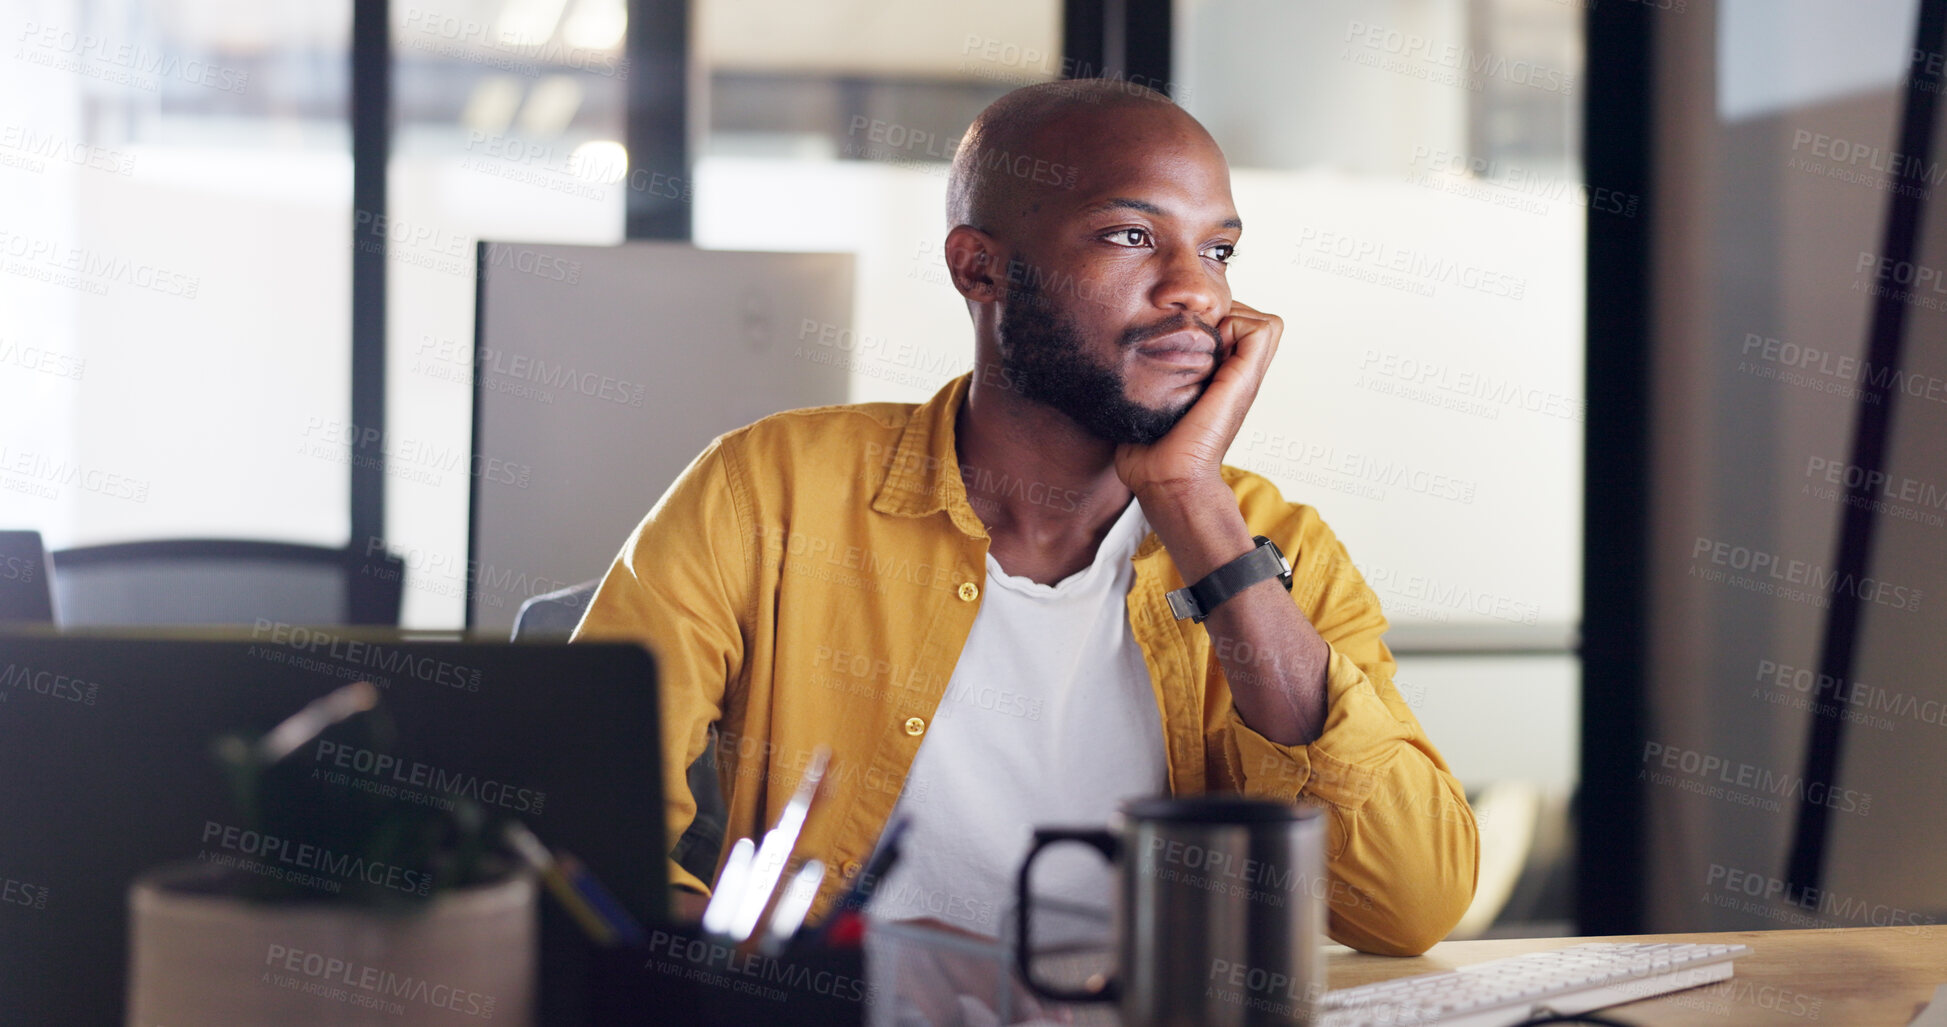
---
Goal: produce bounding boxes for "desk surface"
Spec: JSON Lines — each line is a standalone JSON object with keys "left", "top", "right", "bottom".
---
{"left": 1330, "top": 926, "right": 1946, "bottom": 1025}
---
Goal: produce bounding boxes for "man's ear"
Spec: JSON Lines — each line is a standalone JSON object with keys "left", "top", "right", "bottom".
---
{"left": 944, "top": 225, "right": 1003, "bottom": 303}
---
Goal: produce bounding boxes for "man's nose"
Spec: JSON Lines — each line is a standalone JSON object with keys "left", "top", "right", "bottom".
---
{"left": 1149, "top": 243, "right": 1222, "bottom": 318}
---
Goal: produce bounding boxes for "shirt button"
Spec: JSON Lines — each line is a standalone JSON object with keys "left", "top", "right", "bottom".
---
{"left": 957, "top": 581, "right": 979, "bottom": 602}
{"left": 904, "top": 716, "right": 926, "bottom": 736}
{"left": 842, "top": 859, "right": 863, "bottom": 879}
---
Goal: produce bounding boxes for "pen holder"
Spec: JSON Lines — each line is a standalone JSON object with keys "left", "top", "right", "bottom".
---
{"left": 583, "top": 922, "right": 868, "bottom": 1027}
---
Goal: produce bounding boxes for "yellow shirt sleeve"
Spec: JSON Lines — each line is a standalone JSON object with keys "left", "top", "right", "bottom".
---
{"left": 1216, "top": 513, "right": 1481, "bottom": 956}
{"left": 571, "top": 437, "right": 750, "bottom": 898}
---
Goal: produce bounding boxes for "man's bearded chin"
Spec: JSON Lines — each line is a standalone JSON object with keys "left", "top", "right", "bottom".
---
{"left": 995, "top": 273, "right": 1203, "bottom": 446}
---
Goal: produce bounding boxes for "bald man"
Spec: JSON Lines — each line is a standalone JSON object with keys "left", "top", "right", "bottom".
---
{"left": 574, "top": 80, "right": 1479, "bottom": 957}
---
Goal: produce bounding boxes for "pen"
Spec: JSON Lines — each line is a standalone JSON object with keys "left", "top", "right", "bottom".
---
{"left": 503, "top": 821, "right": 618, "bottom": 946}
{"left": 559, "top": 852, "right": 647, "bottom": 946}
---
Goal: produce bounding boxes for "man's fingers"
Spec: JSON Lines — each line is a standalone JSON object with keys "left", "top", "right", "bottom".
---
{"left": 1216, "top": 314, "right": 1280, "bottom": 386}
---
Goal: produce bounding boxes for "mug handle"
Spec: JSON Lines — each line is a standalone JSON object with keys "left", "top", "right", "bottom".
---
{"left": 1013, "top": 827, "right": 1119, "bottom": 1004}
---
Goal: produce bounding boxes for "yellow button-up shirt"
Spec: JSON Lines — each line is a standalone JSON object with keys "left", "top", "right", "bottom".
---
{"left": 574, "top": 373, "right": 1479, "bottom": 955}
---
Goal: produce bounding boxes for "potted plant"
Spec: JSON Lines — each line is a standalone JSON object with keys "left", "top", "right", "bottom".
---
{"left": 125, "top": 681, "right": 537, "bottom": 1026}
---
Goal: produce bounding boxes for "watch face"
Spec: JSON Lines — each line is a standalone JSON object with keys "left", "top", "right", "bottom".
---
{"left": 1255, "top": 536, "right": 1293, "bottom": 588}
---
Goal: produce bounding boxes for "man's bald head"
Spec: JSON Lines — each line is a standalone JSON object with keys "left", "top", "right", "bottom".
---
{"left": 947, "top": 80, "right": 1213, "bottom": 234}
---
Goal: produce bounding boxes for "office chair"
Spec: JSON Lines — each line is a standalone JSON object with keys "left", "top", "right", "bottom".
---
{"left": 48, "top": 539, "right": 405, "bottom": 627}
{"left": 512, "top": 577, "right": 727, "bottom": 888}
{"left": 510, "top": 579, "right": 600, "bottom": 640}
{"left": 0, "top": 530, "right": 55, "bottom": 624}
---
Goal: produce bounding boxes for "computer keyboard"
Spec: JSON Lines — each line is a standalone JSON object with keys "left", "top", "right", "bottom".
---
{"left": 1318, "top": 941, "right": 1751, "bottom": 1027}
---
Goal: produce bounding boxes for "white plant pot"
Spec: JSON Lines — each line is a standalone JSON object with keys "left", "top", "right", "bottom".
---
{"left": 127, "top": 862, "right": 535, "bottom": 1026}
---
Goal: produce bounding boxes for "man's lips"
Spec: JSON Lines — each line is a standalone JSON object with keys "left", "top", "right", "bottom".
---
{"left": 1134, "top": 331, "right": 1217, "bottom": 368}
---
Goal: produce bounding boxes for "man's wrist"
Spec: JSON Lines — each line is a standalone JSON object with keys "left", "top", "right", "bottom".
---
{"left": 1135, "top": 477, "right": 1253, "bottom": 583}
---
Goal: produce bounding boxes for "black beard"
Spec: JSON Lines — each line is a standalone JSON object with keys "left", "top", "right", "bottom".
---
{"left": 995, "top": 259, "right": 1214, "bottom": 445}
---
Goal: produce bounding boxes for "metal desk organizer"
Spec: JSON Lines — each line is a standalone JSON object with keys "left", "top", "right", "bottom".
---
{"left": 584, "top": 920, "right": 871, "bottom": 1026}
{"left": 866, "top": 900, "right": 1121, "bottom": 1026}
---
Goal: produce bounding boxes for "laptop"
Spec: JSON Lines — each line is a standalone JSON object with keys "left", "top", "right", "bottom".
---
{"left": 0, "top": 629, "right": 664, "bottom": 1024}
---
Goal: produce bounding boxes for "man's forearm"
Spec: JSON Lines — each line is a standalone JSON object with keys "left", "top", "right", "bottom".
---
{"left": 1138, "top": 480, "right": 1330, "bottom": 745}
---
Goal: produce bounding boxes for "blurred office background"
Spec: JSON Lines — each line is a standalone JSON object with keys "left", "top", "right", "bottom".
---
{"left": 3, "top": 0, "right": 1943, "bottom": 939}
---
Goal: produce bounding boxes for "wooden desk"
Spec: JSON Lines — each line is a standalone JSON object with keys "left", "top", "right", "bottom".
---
{"left": 1329, "top": 927, "right": 1947, "bottom": 1025}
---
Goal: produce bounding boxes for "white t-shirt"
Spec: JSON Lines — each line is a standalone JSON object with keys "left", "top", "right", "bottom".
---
{"left": 870, "top": 498, "right": 1168, "bottom": 938}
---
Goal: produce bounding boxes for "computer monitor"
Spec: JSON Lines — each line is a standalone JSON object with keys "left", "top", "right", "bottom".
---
{"left": 0, "top": 629, "right": 664, "bottom": 1023}
{"left": 467, "top": 240, "right": 854, "bottom": 632}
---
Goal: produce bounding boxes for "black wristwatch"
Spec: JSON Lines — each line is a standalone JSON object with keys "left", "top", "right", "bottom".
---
{"left": 1165, "top": 536, "right": 1294, "bottom": 623}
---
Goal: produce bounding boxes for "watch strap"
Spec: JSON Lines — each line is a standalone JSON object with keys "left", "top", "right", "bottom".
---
{"left": 1166, "top": 536, "right": 1293, "bottom": 623}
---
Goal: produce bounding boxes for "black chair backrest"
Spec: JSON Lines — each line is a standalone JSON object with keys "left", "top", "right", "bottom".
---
{"left": 49, "top": 539, "right": 404, "bottom": 627}
{"left": 0, "top": 531, "right": 54, "bottom": 624}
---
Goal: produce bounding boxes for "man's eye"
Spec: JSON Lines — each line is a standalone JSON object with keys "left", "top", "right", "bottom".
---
{"left": 1204, "top": 243, "right": 1236, "bottom": 264}
{"left": 1106, "top": 228, "right": 1151, "bottom": 247}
